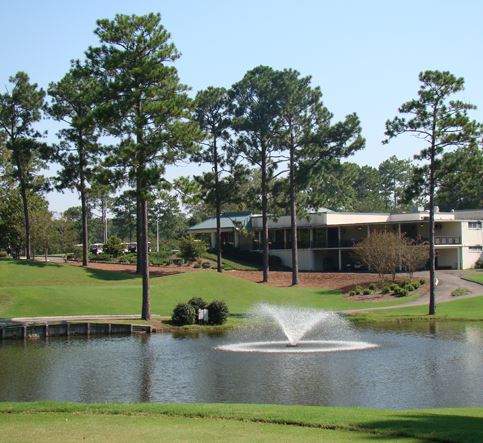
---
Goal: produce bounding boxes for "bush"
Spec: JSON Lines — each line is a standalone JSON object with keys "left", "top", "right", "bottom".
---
{"left": 187, "top": 297, "right": 208, "bottom": 311}
{"left": 201, "top": 261, "right": 212, "bottom": 269}
{"left": 451, "top": 288, "right": 471, "bottom": 297}
{"left": 0, "top": 251, "right": 8, "bottom": 258}
{"left": 394, "top": 287, "right": 408, "bottom": 297}
{"left": 362, "top": 288, "right": 372, "bottom": 295}
{"left": 179, "top": 236, "right": 207, "bottom": 262}
{"left": 103, "top": 236, "right": 124, "bottom": 257}
{"left": 419, "top": 278, "right": 426, "bottom": 285}
{"left": 349, "top": 290, "right": 356, "bottom": 296}
{"left": 405, "top": 284, "right": 415, "bottom": 292}
{"left": 411, "top": 280, "right": 420, "bottom": 289}
{"left": 193, "top": 262, "right": 201, "bottom": 269}
{"left": 353, "top": 285, "right": 364, "bottom": 295}
{"left": 389, "top": 283, "right": 399, "bottom": 291}
{"left": 171, "top": 303, "right": 196, "bottom": 326}
{"left": 93, "top": 253, "right": 113, "bottom": 262}
{"left": 368, "top": 283, "right": 377, "bottom": 291}
{"left": 207, "top": 300, "right": 229, "bottom": 325}
{"left": 381, "top": 286, "right": 390, "bottom": 294}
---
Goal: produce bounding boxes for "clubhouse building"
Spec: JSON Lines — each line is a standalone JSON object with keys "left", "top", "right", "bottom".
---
{"left": 187, "top": 208, "right": 483, "bottom": 271}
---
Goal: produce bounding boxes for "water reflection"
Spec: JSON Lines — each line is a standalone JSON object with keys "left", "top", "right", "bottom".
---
{"left": 0, "top": 321, "right": 481, "bottom": 409}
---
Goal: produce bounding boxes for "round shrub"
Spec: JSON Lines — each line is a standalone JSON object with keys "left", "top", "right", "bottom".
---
{"left": 171, "top": 303, "right": 196, "bottom": 326}
{"left": 207, "top": 300, "right": 229, "bottom": 325}
{"left": 419, "top": 278, "right": 426, "bottom": 285}
{"left": 368, "top": 283, "right": 377, "bottom": 291}
{"left": 405, "top": 284, "right": 415, "bottom": 292}
{"left": 394, "top": 287, "right": 408, "bottom": 297}
{"left": 187, "top": 297, "right": 208, "bottom": 312}
{"left": 201, "top": 261, "right": 212, "bottom": 269}
{"left": 389, "top": 283, "right": 399, "bottom": 291}
{"left": 354, "top": 285, "right": 364, "bottom": 295}
{"left": 411, "top": 280, "right": 420, "bottom": 289}
{"left": 193, "top": 262, "right": 201, "bottom": 269}
{"left": 349, "top": 290, "right": 356, "bottom": 296}
{"left": 179, "top": 236, "right": 207, "bottom": 261}
{"left": 381, "top": 286, "right": 390, "bottom": 294}
{"left": 363, "top": 288, "right": 372, "bottom": 295}
{"left": 103, "top": 235, "right": 124, "bottom": 257}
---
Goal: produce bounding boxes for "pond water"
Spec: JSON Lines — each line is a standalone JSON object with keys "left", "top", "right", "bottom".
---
{"left": 0, "top": 321, "right": 482, "bottom": 409}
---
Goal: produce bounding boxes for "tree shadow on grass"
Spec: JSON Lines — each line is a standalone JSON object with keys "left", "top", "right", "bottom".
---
{"left": 356, "top": 413, "right": 483, "bottom": 442}
{"left": 3, "top": 259, "right": 63, "bottom": 269}
{"left": 83, "top": 266, "right": 139, "bottom": 282}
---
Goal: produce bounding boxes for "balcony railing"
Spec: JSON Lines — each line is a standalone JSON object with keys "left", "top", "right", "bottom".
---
{"left": 435, "top": 236, "right": 461, "bottom": 245}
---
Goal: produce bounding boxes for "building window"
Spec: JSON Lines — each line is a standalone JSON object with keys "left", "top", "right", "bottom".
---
{"left": 468, "top": 222, "right": 482, "bottom": 229}
{"left": 298, "top": 229, "right": 311, "bottom": 248}
{"left": 468, "top": 246, "right": 483, "bottom": 252}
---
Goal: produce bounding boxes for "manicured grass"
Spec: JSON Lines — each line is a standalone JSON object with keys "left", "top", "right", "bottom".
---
{"left": 0, "top": 402, "right": 481, "bottom": 442}
{"left": 202, "top": 252, "right": 259, "bottom": 271}
{"left": 0, "top": 260, "right": 417, "bottom": 318}
{"left": 464, "top": 272, "right": 483, "bottom": 285}
{"left": 351, "top": 296, "right": 483, "bottom": 321}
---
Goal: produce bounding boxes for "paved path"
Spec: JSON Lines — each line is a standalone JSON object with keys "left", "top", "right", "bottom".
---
{"left": 344, "top": 270, "right": 483, "bottom": 313}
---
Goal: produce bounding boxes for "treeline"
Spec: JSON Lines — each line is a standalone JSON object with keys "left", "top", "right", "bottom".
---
{"left": 0, "top": 13, "right": 481, "bottom": 317}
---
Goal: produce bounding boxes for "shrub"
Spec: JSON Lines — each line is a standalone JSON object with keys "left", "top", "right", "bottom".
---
{"left": 411, "top": 280, "right": 420, "bottom": 289}
{"left": 207, "top": 300, "right": 229, "bottom": 325}
{"left": 394, "top": 287, "right": 408, "bottom": 297}
{"left": 0, "top": 251, "right": 7, "bottom": 258}
{"left": 419, "top": 278, "right": 426, "bottom": 285}
{"left": 171, "top": 303, "right": 196, "bottom": 326}
{"left": 94, "top": 253, "right": 113, "bottom": 262}
{"left": 451, "top": 288, "right": 471, "bottom": 297}
{"left": 150, "top": 252, "right": 169, "bottom": 266}
{"left": 103, "top": 236, "right": 124, "bottom": 257}
{"left": 405, "top": 284, "right": 415, "bottom": 292}
{"left": 193, "top": 262, "right": 201, "bottom": 269}
{"left": 201, "top": 261, "right": 212, "bottom": 269}
{"left": 362, "top": 288, "right": 372, "bottom": 295}
{"left": 353, "top": 285, "right": 364, "bottom": 295}
{"left": 368, "top": 283, "right": 377, "bottom": 291}
{"left": 179, "top": 236, "right": 206, "bottom": 262}
{"left": 349, "top": 290, "right": 356, "bottom": 296}
{"left": 381, "top": 286, "right": 390, "bottom": 294}
{"left": 389, "top": 283, "right": 399, "bottom": 291}
{"left": 187, "top": 297, "right": 208, "bottom": 311}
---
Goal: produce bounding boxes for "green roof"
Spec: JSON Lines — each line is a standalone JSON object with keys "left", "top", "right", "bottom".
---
{"left": 188, "top": 212, "right": 252, "bottom": 231}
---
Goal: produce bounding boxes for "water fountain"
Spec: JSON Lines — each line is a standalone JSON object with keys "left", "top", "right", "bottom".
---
{"left": 216, "top": 303, "right": 378, "bottom": 353}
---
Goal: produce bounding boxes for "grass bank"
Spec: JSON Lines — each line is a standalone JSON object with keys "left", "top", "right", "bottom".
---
{"left": 0, "top": 259, "right": 416, "bottom": 318}
{"left": 463, "top": 272, "right": 483, "bottom": 285}
{"left": 0, "top": 402, "right": 481, "bottom": 443}
{"left": 349, "top": 296, "right": 483, "bottom": 322}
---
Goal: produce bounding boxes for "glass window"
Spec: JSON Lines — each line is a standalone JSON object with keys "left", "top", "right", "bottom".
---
{"left": 469, "top": 222, "right": 482, "bottom": 229}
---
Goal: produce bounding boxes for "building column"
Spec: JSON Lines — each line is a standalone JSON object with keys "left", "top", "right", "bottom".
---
{"left": 398, "top": 223, "right": 401, "bottom": 239}
{"left": 457, "top": 247, "right": 461, "bottom": 270}
{"left": 210, "top": 232, "right": 216, "bottom": 249}
{"left": 337, "top": 226, "right": 341, "bottom": 247}
{"left": 234, "top": 230, "right": 239, "bottom": 248}
{"left": 309, "top": 228, "right": 314, "bottom": 248}
{"left": 338, "top": 249, "right": 342, "bottom": 271}
{"left": 367, "top": 225, "right": 370, "bottom": 238}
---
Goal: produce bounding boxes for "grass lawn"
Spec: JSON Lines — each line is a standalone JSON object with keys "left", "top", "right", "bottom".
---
{"left": 464, "top": 271, "right": 483, "bottom": 285}
{"left": 0, "top": 259, "right": 417, "bottom": 318}
{"left": 350, "top": 296, "right": 483, "bottom": 322}
{"left": 0, "top": 402, "right": 481, "bottom": 443}
{"left": 202, "top": 252, "right": 259, "bottom": 271}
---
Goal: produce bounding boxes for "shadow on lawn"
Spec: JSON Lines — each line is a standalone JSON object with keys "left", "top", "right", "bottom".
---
{"left": 4, "top": 259, "right": 63, "bottom": 269}
{"left": 357, "top": 413, "right": 483, "bottom": 442}
{"left": 83, "top": 266, "right": 139, "bottom": 282}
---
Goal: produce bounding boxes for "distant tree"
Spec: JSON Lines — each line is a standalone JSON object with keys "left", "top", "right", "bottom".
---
{"left": 30, "top": 204, "right": 53, "bottom": 261}
{"left": 384, "top": 70, "right": 481, "bottom": 315}
{"left": 356, "top": 232, "right": 403, "bottom": 282}
{"left": 52, "top": 212, "right": 78, "bottom": 258}
{"left": 194, "top": 87, "right": 231, "bottom": 272}
{"left": 436, "top": 144, "right": 483, "bottom": 210}
{"left": 275, "top": 68, "right": 364, "bottom": 284}
{"left": 103, "top": 235, "right": 124, "bottom": 257}
{"left": 87, "top": 13, "right": 201, "bottom": 319}
{"left": 112, "top": 190, "right": 137, "bottom": 242}
{"left": 48, "top": 63, "right": 103, "bottom": 267}
{"left": 229, "top": 66, "right": 284, "bottom": 283}
{"left": 0, "top": 72, "right": 47, "bottom": 259}
{"left": 378, "top": 155, "right": 415, "bottom": 210}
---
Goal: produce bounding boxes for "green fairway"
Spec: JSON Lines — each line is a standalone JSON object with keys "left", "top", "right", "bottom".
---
{"left": 351, "top": 295, "right": 483, "bottom": 321}
{"left": 0, "top": 259, "right": 416, "bottom": 317}
{"left": 0, "top": 402, "right": 481, "bottom": 443}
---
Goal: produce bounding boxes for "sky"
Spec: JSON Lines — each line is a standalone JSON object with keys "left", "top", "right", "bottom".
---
{"left": 1, "top": 0, "right": 482, "bottom": 213}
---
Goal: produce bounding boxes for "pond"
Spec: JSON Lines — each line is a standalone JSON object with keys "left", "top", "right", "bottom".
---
{"left": 0, "top": 321, "right": 482, "bottom": 409}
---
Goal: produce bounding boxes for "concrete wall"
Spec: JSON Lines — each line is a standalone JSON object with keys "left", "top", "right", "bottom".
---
{"left": 462, "top": 222, "right": 483, "bottom": 245}
{"left": 462, "top": 247, "right": 482, "bottom": 269}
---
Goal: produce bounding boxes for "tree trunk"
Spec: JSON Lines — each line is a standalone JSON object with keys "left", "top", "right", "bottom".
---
{"left": 45, "top": 248, "right": 48, "bottom": 262}
{"left": 289, "top": 137, "right": 299, "bottom": 286}
{"left": 136, "top": 184, "right": 142, "bottom": 274}
{"left": 80, "top": 189, "right": 89, "bottom": 267}
{"left": 140, "top": 196, "right": 150, "bottom": 320}
{"left": 19, "top": 178, "right": 31, "bottom": 260}
{"left": 428, "top": 147, "right": 436, "bottom": 315}
{"left": 214, "top": 137, "right": 222, "bottom": 273}
{"left": 261, "top": 143, "right": 269, "bottom": 283}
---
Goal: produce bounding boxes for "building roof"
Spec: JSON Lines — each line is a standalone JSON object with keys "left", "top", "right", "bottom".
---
{"left": 188, "top": 211, "right": 252, "bottom": 232}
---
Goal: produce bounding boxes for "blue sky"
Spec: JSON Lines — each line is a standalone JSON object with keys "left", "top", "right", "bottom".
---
{"left": 2, "top": 0, "right": 482, "bottom": 212}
